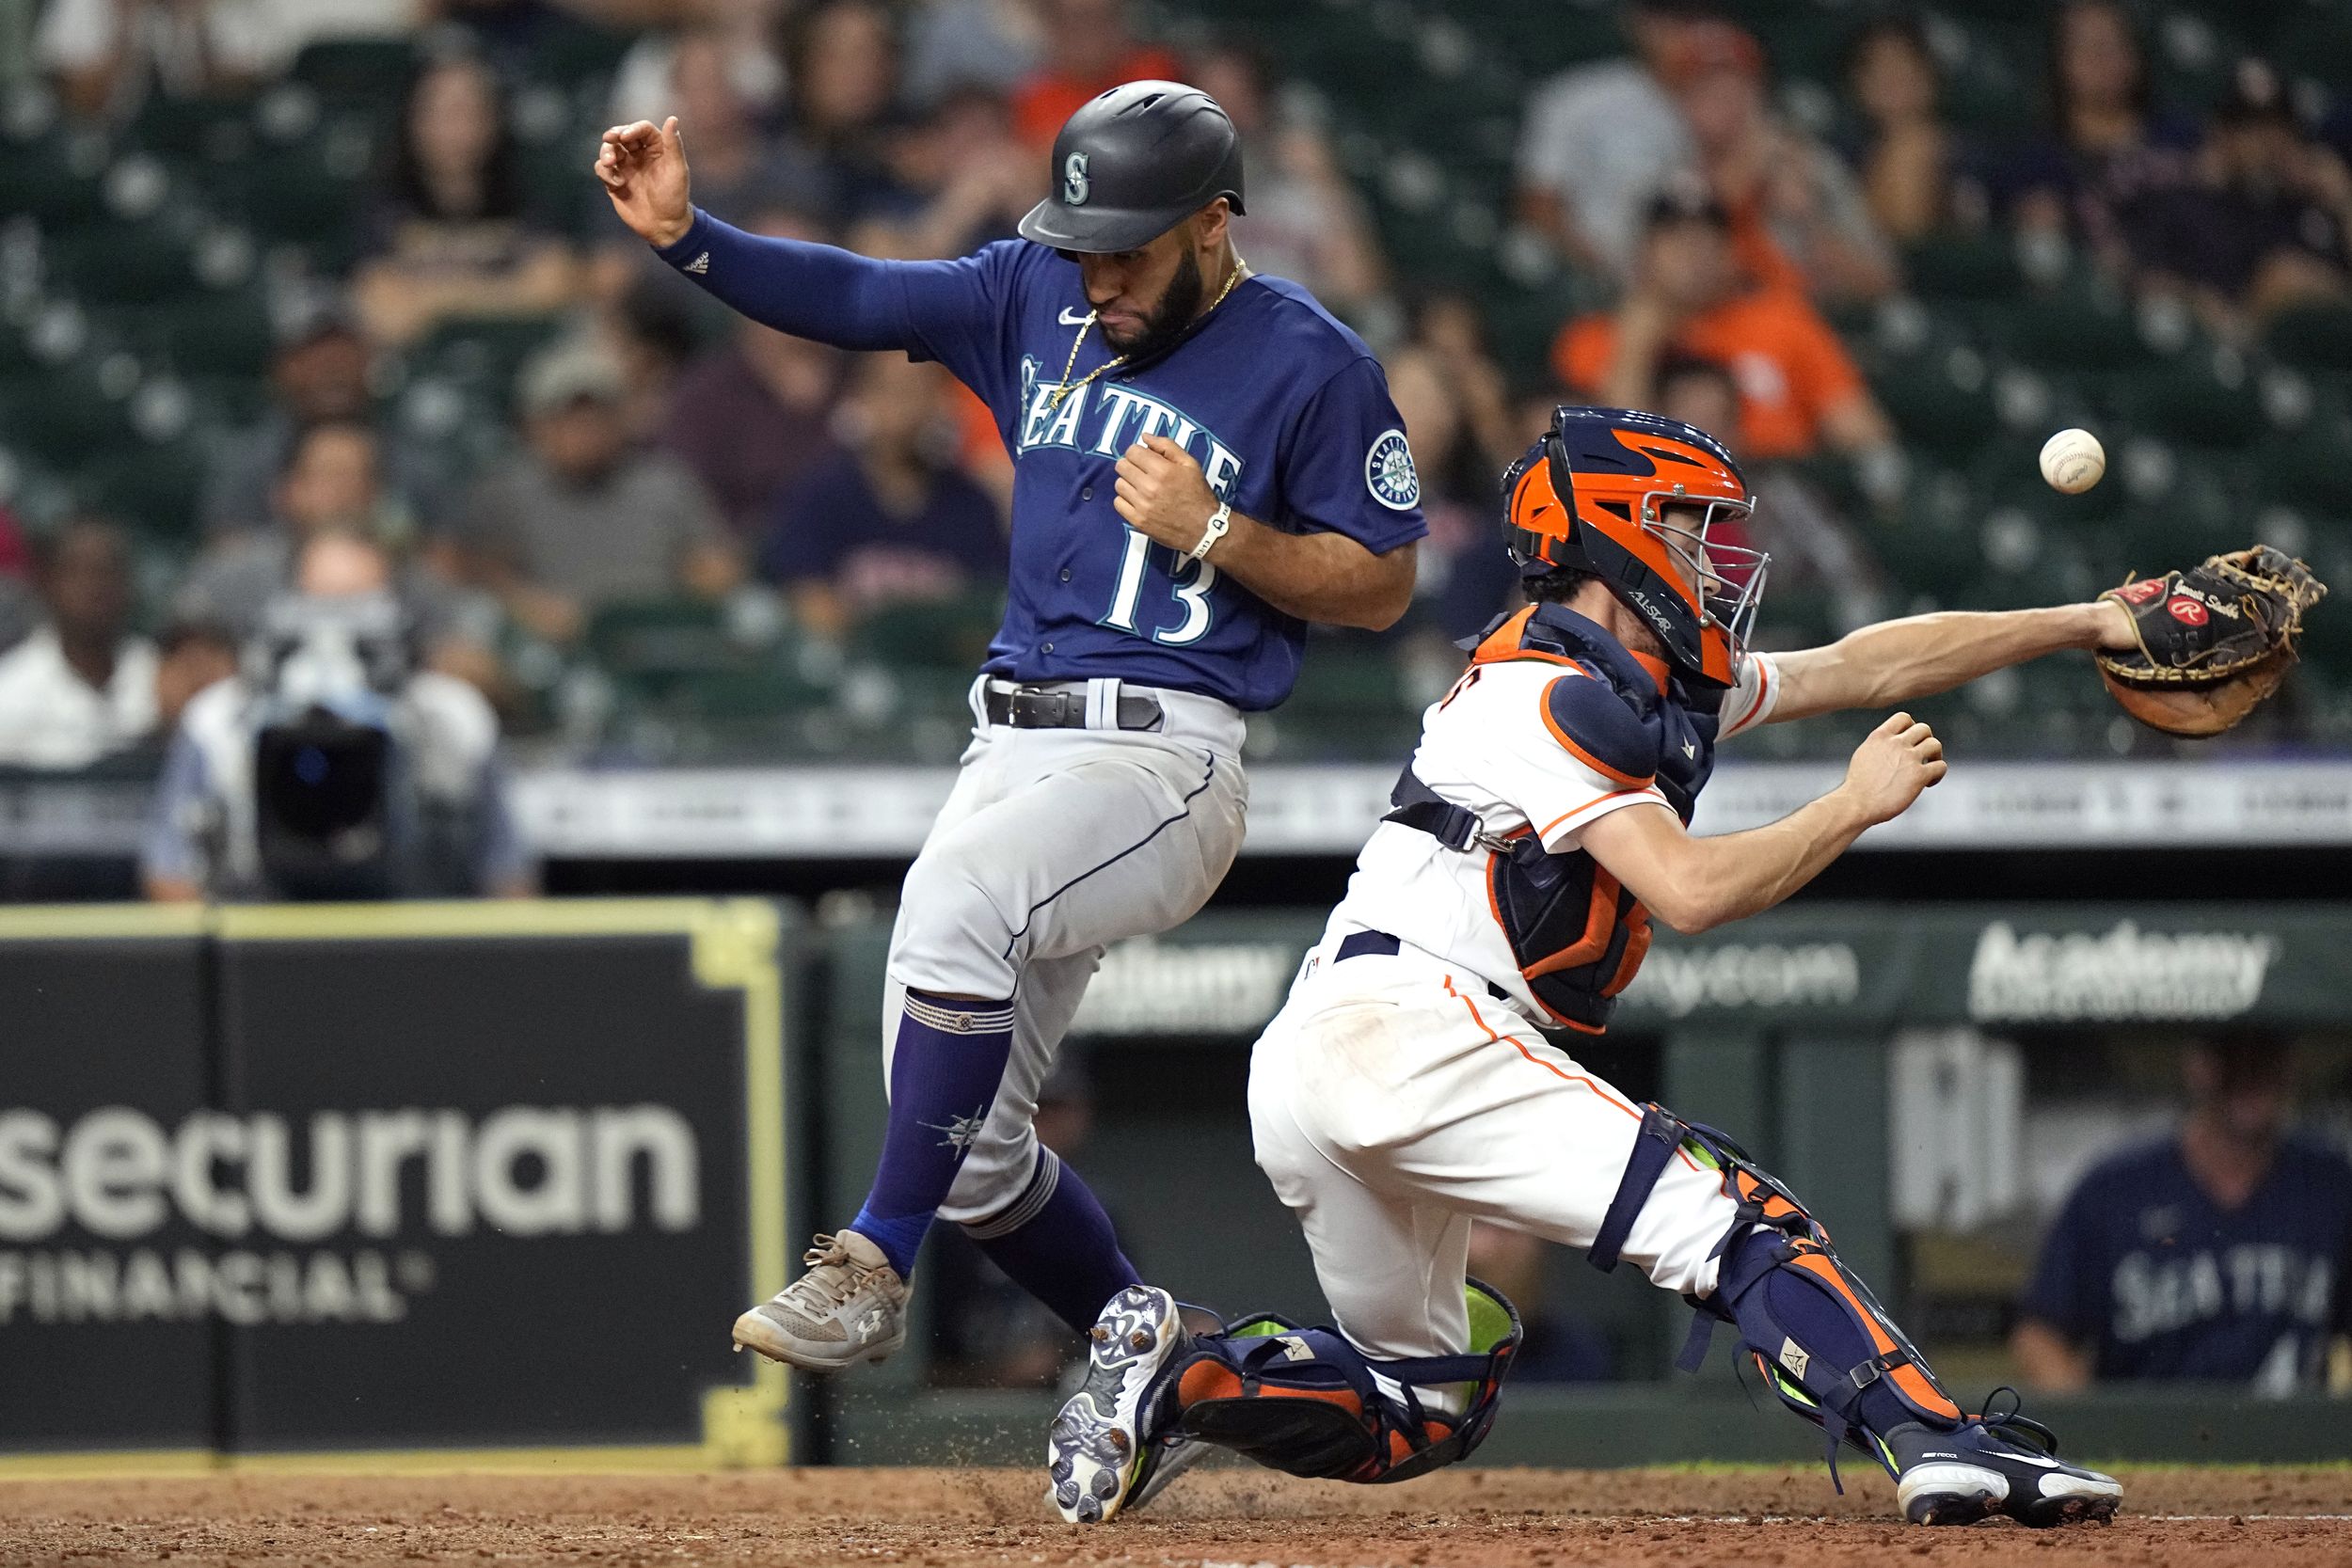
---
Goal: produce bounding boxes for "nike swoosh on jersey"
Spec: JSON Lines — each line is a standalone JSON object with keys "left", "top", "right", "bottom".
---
{"left": 1058, "top": 307, "right": 1094, "bottom": 326}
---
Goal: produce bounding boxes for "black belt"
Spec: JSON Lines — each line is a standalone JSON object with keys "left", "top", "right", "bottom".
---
{"left": 1335, "top": 928, "right": 1514, "bottom": 1004}
{"left": 984, "top": 683, "right": 1164, "bottom": 731}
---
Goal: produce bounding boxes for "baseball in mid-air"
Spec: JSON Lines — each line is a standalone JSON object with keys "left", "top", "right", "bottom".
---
{"left": 2040, "top": 428, "right": 2106, "bottom": 495}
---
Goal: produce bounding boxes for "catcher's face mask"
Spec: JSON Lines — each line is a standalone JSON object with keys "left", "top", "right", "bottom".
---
{"left": 1503, "top": 406, "right": 1768, "bottom": 687}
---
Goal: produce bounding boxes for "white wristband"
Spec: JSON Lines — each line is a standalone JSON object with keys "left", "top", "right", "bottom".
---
{"left": 1190, "top": 500, "right": 1232, "bottom": 562}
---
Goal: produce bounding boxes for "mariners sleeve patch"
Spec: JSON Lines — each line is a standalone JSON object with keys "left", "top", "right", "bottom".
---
{"left": 1365, "top": 428, "right": 1420, "bottom": 511}
{"left": 1541, "top": 673, "right": 1656, "bottom": 788}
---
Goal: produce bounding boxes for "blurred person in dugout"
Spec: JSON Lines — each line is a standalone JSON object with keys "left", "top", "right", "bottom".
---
{"left": 353, "top": 51, "right": 580, "bottom": 347}
{"left": 1463, "top": 1222, "right": 1612, "bottom": 1383}
{"left": 0, "top": 517, "right": 236, "bottom": 770}
{"left": 455, "top": 337, "right": 740, "bottom": 647}
{"left": 143, "top": 529, "right": 530, "bottom": 904}
{"left": 2012, "top": 1035, "right": 2352, "bottom": 1397}
{"left": 760, "top": 354, "right": 1008, "bottom": 643}
{"left": 1553, "top": 177, "right": 1900, "bottom": 485}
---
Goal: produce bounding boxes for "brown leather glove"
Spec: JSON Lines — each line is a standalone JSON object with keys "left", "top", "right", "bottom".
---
{"left": 2095, "top": 546, "right": 2327, "bottom": 736}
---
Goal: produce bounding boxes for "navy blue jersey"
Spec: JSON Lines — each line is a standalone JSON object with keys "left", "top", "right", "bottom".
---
{"left": 2020, "top": 1133, "right": 2352, "bottom": 1390}
{"left": 657, "top": 214, "right": 1426, "bottom": 709}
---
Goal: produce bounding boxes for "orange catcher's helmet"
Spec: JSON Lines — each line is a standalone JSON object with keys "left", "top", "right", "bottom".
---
{"left": 1502, "top": 405, "right": 1768, "bottom": 688}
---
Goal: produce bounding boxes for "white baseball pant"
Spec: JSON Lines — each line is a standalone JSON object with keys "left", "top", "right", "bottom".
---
{"left": 1248, "top": 934, "right": 1741, "bottom": 1364}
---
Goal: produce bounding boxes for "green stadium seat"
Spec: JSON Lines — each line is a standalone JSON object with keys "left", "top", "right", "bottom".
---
{"left": 290, "top": 39, "right": 418, "bottom": 121}
{"left": 2260, "top": 305, "right": 2352, "bottom": 372}
{"left": 846, "top": 588, "right": 1006, "bottom": 674}
{"left": 1263, "top": 633, "right": 1420, "bottom": 760}
{"left": 79, "top": 438, "right": 209, "bottom": 540}
{"left": 2111, "top": 359, "right": 2269, "bottom": 450}
{"left": 1992, "top": 283, "right": 2148, "bottom": 372}
{"left": 119, "top": 287, "right": 278, "bottom": 381}
{"left": 1901, "top": 234, "right": 2023, "bottom": 303}
{"left": 42, "top": 224, "right": 208, "bottom": 308}
{"left": 0, "top": 366, "right": 134, "bottom": 468}
{"left": 1871, "top": 359, "right": 2001, "bottom": 459}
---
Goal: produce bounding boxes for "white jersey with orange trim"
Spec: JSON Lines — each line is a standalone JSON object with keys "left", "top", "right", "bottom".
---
{"left": 1317, "top": 644, "right": 1781, "bottom": 1026}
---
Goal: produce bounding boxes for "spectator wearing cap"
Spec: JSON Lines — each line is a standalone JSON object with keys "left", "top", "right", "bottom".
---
{"left": 0, "top": 516, "right": 158, "bottom": 769}
{"left": 458, "top": 340, "right": 739, "bottom": 647}
{"left": 1191, "top": 45, "right": 1392, "bottom": 329}
{"left": 1513, "top": 0, "right": 1702, "bottom": 282}
{"left": 1669, "top": 20, "right": 1897, "bottom": 305}
{"left": 2134, "top": 61, "right": 2352, "bottom": 343}
{"left": 662, "top": 209, "right": 850, "bottom": 540}
{"left": 760, "top": 355, "right": 1006, "bottom": 643}
{"left": 1008, "top": 0, "right": 1184, "bottom": 150}
{"left": 1552, "top": 179, "right": 1898, "bottom": 466}
{"left": 353, "top": 53, "right": 580, "bottom": 346}
{"left": 866, "top": 87, "right": 1041, "bottom": 261}
{"left": 199, "top": 298, "right": 445, "bottom": 542}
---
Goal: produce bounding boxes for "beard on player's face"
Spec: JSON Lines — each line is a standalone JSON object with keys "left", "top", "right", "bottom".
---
{"left": 1100, "top": 245, "right": 1204, "bottom": 359}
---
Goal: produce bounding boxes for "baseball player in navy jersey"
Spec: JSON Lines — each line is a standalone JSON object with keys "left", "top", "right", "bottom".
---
{"left": 596, "top": 83, "right": 1424, "bottom": 1429}
{"left": 1043, "top": 407, "right": 2140, "bottom": 1526}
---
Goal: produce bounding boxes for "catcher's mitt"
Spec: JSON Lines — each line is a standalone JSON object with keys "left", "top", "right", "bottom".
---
{"left": 2096, "top": 545, "right": 2327, "bottom": 736}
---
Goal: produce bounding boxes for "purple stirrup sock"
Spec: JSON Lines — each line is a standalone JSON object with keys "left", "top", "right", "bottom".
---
{"left": 964, "top": 1148, "right": 1141, "bottom": 1333}
{"left": 849, "top": 989, "right": 1015, "bottom": 1277}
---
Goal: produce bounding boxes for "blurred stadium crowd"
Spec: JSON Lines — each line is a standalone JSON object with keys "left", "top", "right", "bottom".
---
{"left": 3, "top": 0, "right": 2352, "bottom": 794}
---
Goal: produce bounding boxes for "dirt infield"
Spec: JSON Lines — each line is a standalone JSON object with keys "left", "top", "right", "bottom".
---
{"left": 3, "top": 1465, "right": 2348, "bottom": 1568}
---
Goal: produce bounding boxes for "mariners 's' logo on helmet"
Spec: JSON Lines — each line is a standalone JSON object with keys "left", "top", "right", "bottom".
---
{"left": 1063, "top": 152, "right": 1090, "bottom": 206}
{"left": 1365, "top": 428, "right": 1420, "bottom": 512}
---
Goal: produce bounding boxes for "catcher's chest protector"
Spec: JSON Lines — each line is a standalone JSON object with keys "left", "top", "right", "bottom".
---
{"left": 1391, "top": 606, "right": 1720, "bottom": 1034}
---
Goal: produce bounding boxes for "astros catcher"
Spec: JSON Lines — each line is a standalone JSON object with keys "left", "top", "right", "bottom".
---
{"left": 1043, "top": 406, "right": 2319, "bottom": 1526}
{"left": 597, "top": 79, "right": 1422, "bottom": 1480}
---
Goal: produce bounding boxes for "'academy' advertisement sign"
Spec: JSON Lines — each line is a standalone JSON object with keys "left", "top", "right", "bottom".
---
{"left": 1053, "top": 907, "right": 2331, "bottom": 1037}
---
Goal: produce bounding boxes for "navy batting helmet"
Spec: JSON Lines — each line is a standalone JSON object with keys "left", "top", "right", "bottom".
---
{"left": 1016, "top": 80, "right": 1246, "bottom": 255}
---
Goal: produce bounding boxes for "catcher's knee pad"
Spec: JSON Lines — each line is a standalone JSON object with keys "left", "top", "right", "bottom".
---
{"left": 1160, "top": 1279, "right": 1520, "bottom": 1485}
{"left": 1592, "top": 1105, "right": 1962, "bottom": 1487}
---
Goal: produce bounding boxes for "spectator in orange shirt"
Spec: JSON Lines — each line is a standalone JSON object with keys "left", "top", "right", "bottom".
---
{"left": 1009, "top": 0, "right": 1184, "bottom": 148}
{"left": 1551, "top": 179, "right": 1896, "bottom": 465}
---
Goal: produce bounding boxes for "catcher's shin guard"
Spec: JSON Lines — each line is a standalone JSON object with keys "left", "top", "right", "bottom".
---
{"left": 1591, "top": 1105, "right": 1963, "bottom": 1488}
{"left": 1159, "top": 1279, "right": 1521, "bottom": 1485}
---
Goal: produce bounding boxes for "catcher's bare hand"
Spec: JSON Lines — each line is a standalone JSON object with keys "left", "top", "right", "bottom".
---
{"left": 1842, "top": 711, "right": 1946, "bottom": 825}
{"left": 596, "top": 117, "right": 693, "bottom": 249}
{"left": 1114, "top": 434, "right": 1222, "bottom": 554}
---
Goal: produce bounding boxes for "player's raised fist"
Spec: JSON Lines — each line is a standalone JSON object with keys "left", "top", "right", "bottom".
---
{"left": 596, "top": 117, "right": 694, "bottom": 249}
{"left": 1841, "top": 711, "right": 1947, "bottom": 825}
{"left": 1113, "top": 434, "right": 1220, "bottom": 555}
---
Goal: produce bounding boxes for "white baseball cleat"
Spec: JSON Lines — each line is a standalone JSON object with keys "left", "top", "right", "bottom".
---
{"left": 1888, "top": 1393, "right": 2122, "bottom": 1528}
{"left": 731, "top": 1230, "right": 909, "bottom": 1371}
{"left": 1046, "top": 1285, "right": 1189, "bottom": 1524}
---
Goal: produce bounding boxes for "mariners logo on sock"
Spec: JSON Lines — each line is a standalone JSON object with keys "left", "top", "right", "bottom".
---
{"left": 924, "top": 1104, "right": 990, "bottom": 1151}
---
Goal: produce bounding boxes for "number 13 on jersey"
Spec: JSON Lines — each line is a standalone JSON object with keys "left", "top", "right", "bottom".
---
{"left": 1101, "top": 527, "right": 1216, "bottom": 645}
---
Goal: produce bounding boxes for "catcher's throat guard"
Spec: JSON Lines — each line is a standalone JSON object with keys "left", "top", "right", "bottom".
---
{"left": 1594, "top": 1105, "right": 1963, "bottom": 1487}
{"left": 1158, "top": 1280, "right": 1520, "bottom": 1484}
{"left": 2095, "top": 545, "right": 2326, "bottom": 736}
{"left": 1503, "top": 406, "right": 1768, "bottom": 689}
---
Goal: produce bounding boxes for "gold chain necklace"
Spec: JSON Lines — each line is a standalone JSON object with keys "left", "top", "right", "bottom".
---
{"left": 1047, "top": 252, "right": 1249, "bottom": 412}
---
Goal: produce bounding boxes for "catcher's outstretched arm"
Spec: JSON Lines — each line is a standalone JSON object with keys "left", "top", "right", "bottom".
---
{"left": 1759, "top": 602, "right": 2135, "bottom": 726}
